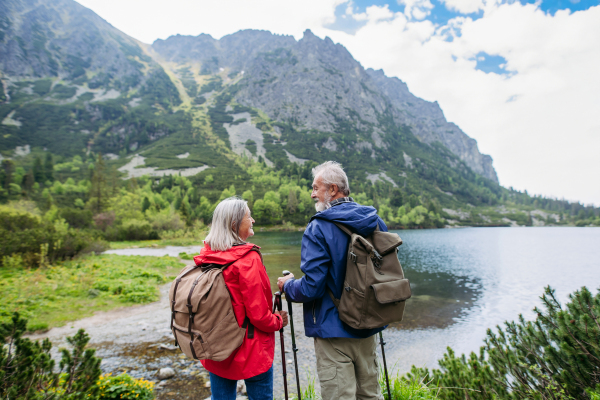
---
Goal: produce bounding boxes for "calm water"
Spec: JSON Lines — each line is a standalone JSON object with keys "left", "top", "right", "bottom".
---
{"left": 106, "top": 227, "right": 600, "bottom": 373}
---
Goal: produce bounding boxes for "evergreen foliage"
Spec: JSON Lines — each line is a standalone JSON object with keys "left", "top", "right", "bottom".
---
{"left": 0, "top": 313, "right": 101, "bottom": 400}
{"left": 407, "top": 286, "right": 600, "bottom": 399}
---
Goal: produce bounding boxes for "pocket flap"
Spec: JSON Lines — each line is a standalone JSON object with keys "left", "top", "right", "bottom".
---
{"left": 371, "top": 232, "right": 403, "bottom": 255}
{"left": 318, "top": 365, "right": 337, "bottom": 381}
{"left": 371, "top": 279, "right": 412, "bottom": 304}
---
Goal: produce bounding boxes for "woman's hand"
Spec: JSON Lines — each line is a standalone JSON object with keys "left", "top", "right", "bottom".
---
{"left": 275, "top": 310, "right": 288, "bottom": 328}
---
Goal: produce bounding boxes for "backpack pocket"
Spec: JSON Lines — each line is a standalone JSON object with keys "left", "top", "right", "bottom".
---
{"left": 338, "top": 283, "right": 366, "bottom": 329}
{"left": 371, "top": 279, "right": 412, "bottom": 304}
{"left": 172, "top": 322, "right": 208, "bottom": 360}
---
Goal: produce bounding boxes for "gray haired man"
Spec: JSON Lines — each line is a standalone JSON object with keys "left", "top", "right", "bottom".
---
{"left": 278, "top": 161, "right": 387, "bottom": 400}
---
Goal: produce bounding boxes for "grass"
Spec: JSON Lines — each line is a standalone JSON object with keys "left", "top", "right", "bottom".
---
{"left": 285, "top": 370, "right": 441, "bottom": 400}
{"left": 0, "top": 254, "right": 181, "bottom": 331}
{"left": 379, "top": 372, "right": 441, "bottom": 400}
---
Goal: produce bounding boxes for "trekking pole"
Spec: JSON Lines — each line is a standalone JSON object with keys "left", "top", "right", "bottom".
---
{"left": 274, "top": 292, "right": 289, "bottom": 400}
{"left": 379, "top": 331, "right": 392, "bottom": 400}
{"left": 282, "top": 270, "right": 301, "bottom": 400}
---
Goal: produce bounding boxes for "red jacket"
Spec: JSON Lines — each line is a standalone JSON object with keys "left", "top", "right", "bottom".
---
{"left": 194, "top": 242, "right": 282, "bottom": 380}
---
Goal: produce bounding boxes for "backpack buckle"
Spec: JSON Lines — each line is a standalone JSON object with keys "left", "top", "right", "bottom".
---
{"left": 349, "top": 252, "right": 357, "bottom": 263}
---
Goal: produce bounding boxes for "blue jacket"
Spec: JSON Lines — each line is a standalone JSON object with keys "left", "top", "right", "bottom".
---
{"left": 283, "top": 201, "right": 388, "bottom": 338}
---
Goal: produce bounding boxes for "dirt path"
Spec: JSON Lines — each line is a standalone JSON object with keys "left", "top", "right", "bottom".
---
{"left": 27, "top": 267, "right": 318, "bottom": 399}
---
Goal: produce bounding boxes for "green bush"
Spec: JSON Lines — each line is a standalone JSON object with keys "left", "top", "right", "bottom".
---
{"left": 119, "top": 219, "right": 158, "bottom": 241}
{"left": 97, "top": 373, "right": 154, "bottom": 400}
{"left": 408, "top": 286, "right": 600, "bottom": 399}
{"left": 0, "top": 313, "right": 101, "bottom": 400}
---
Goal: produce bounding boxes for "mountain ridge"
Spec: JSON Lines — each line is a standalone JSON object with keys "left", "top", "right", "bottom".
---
{"left": 1, "top": 0, "right": 500, "bottom": 208}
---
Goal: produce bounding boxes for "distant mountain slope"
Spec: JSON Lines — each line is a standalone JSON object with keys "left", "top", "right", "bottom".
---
{"left": 152, "top": 29, "right": 497, "bottom": 182}
{"left": 1, "top": 0, "right": 502, "bottom": 209}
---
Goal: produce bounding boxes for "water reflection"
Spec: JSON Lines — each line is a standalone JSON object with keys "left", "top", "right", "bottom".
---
{"left": 105, "top": 227, "right": 600, "bottom": 373}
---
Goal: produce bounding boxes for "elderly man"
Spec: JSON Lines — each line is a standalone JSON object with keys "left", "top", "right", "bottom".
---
{"left": 277, "top": 161, "right": 387, "bottom": 400}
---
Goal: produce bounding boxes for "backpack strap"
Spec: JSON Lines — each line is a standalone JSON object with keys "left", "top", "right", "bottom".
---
{"left": 333, "top": 222, "right": 353, "bottom": 236}
{"left": 328, "top": 289, "right": 341, "bottom": 308}
{"left": 242, "top": 316, "right": 254, "bottom": 339}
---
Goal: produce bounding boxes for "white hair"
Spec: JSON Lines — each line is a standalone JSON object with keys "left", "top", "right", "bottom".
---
{"left": 312, "top": 161, "right": 350, "bottom": 196}
{"left": 204, "top": 197, "right": 250, "bottom": 252}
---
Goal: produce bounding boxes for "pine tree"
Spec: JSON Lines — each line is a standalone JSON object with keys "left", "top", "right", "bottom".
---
{"left": 33, "top": 157, "right": 45, "bottom": 183}
{"left": 141, "top": 196, "right": 151, "bottom": 212}
{"left": 43, "top": 153, "right": 54, "bottom": 182}
{"left": 0, "top": 313, "right": 102, "bottom": 400}
{"left": 90, "top": 154, "right": 108, "bottom": 213}
{"left": 408, "top": 286, "right": 600, "bottom": 399}
{"left": 390, "top": 188, "right": 404, "bottom": 208}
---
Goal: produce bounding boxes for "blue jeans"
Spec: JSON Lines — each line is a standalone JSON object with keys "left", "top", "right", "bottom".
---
{"left": 209, "top": 365, "right": 273, "bottom": 400}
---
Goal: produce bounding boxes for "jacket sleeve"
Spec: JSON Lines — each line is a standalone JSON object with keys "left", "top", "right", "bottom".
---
{"left": 238, "top": 253, "right": 282, "bottom": 333}
{"left": 284, "top": 223, "right": 330, "bottom": 303}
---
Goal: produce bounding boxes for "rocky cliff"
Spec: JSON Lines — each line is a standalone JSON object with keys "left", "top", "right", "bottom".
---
{"left": 152, "top": 29, "right": 498, "bottom": 182}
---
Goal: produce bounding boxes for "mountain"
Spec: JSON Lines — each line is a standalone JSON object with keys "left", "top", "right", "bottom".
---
{"left": 0, "top": 0, "right": 501, "bottom": 210}
{"left": 152, "top": 30, "right": 497, "bottom": 182}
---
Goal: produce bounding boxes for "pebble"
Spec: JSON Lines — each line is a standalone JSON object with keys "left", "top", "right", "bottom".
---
{"left": 237, "top": 381, "right": 246, "bottom": 394}
{"left": 204, "top": 381, "right": 211, "bottom": 388}
{"left": 158, "top": 367, "right": 175, "bottom": 380}
{"left": 160, "top": 344, "right": 178, "bottom": 351}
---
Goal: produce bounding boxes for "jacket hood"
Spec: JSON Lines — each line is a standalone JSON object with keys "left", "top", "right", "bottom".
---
{"left": 193, "top": 242, "right": 259, "bottom": 266}
{"left": 311, "top": 202, "right": 380, "bottom": 236}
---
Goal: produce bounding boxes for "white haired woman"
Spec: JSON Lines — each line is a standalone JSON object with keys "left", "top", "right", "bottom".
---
{"left": 193, "top": 197, "right": 288, "bottom": 400}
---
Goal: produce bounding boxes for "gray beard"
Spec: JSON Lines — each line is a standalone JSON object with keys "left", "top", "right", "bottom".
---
{"left": 315, "top": 193, "right": 332, "bottom": 212}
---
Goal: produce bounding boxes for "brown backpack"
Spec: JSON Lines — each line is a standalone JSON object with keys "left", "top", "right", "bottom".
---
{"left": 329, "top": 223, "right": 412, "bottom": 330}
{"left": 169, "top": 252, "right": 256, "bottom": 361}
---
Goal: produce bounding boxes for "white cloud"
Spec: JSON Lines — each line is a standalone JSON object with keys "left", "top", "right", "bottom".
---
{"left": 75, "top": 0, "right": 339, "bottom": 42}
{"left": 320, "top": 3, "right": 600, "bottom": 205}
{"left": 74, "top": 0, "right": 600, "bottom": 205}
{"left": 398, "top": 0, "right": 435, "bottom": 20}
{"left": 440, "top": 0, "right": 484, "bottom": 14}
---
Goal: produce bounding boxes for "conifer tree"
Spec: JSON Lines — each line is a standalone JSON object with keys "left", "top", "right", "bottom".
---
{"left": 90, "top": 154, "right": 108, "bottom": 213}
{"left": 0, "top": 313, "right": 102, "bottom": 400}
{"left": 43, "top": 153, "right": 54, "bottom": 182}
{"left": 408, "top": 286, "right": 600, "bottom": 399}
{"left": 33, "top": 157, "right": 45, "bottom": 183}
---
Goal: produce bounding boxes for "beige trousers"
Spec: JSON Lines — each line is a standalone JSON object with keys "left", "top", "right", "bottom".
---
{"left": 314, "top": 336, "right": 384, "bottom": 400}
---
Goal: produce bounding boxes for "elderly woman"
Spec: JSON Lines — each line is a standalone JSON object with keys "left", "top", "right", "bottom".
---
{"left": 194, "top": 197, "right": 288, "bottom": 400}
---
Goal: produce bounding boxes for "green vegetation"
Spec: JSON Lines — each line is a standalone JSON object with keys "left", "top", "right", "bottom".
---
{"left": 0, "top": 313, "right": 155, "bottom": 400}
{"left": 0, "top": 254, "right": 178, "bottom": 331}
{"left": 97, "top": 373, "right": 155, "bottom": 400}
{"left": 407, "top": 286, "right": 600, "bottom": 399}
{"left": 379, "top": 375, "right": 440, "bottom": 400}
{"left": 0, "top": 314, "right": 102, "bottom": 399}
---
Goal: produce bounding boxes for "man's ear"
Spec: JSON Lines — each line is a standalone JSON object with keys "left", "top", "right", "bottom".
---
{"left": 329, "top": 184, "right": 339, "bottom": 196}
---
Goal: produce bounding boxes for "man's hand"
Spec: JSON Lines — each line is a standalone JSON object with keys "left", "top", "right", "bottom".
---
{"left": 275, "top": 310, "right": 288, "bottom": 327}
{"left": 277, "top": 273, "right": 294, "bottom": 292}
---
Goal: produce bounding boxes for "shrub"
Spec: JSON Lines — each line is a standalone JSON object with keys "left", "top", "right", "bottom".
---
{"left": 0, "top": 313, "right": 101, "bottom": 400}
{"left": 119, "top": 219, "right": 158, "bottom": 241}
{"left": 97, "top": 373, "right": 154, "bottom": 400}
{"left": 408, "top": 286, "right": 600, "bottom": 399}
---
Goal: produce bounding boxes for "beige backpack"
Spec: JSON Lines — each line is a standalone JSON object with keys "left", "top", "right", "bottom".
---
{"left": 329, "top": 223, "right": 412, "bottom": 330}
{"left": 169, "top": 254, "right": 256, "bottom": 361}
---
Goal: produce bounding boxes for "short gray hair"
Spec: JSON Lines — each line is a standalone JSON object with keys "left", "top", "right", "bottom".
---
{"left": 204, "top": 197, "right": 249, "bottom": 252}
{"left": 312, "top": 161, "right": 350, "bottom": 196}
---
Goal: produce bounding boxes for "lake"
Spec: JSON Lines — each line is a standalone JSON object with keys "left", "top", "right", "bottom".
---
{"left": 106, "top": 227, "right": 600, "bottom": 374}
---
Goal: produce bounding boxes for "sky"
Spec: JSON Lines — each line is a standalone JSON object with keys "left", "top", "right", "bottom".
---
{"left": 75, "top": 0, "right": 600, "bottom": 206}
